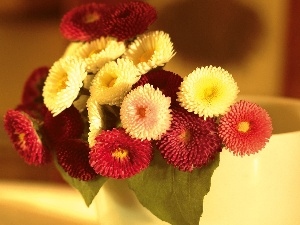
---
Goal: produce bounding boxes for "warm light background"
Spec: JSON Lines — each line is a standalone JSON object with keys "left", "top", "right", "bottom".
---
{"left": 0, "top": 0, "right": 294, "bottom": 181}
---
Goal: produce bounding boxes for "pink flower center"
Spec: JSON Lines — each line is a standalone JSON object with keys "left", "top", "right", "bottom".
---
{"left": 237, "top": 121, "right": 250, "bottom": 133}
{"left": 112, "top": 148, "right": 129, "bottom": 161}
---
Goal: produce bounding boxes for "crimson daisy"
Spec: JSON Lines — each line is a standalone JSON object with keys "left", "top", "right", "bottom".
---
{"left": 56, "top": 139, "right": 97, "bottom": 181}
{"left": 89, "top": 128, "right": 152, "bottom": 179}
{"left": 103, "top": 1, "right": 157, "bottom": 40}
{"left": 43, "top": 106, "right": 84, "bottom": 146}
{"left": 60, "top": 3, "right": 110, "bottom": 42}
{"left": 132, "top": 70, "right": 183, "bottom": 107}
{"left": 156, "top": 108, "right": 222, "bottom": 172}
{"left": 218, "top": 100, "right": 272, "bottom": 156}
{"left": 3, "top": 110, "right": 50, "bottom": 165}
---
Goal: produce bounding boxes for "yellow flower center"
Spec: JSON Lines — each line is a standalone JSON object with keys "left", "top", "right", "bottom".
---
{"left": 56, "top": 74, "right": 68, "bottom": 91}
{"left": 104, "top": 74, "right": 117, "bottom": 87}
{"left": 203, "top": 86, "right": 218, "bottom": 102}
{"left": 89, "top": 49, "right": 102, "bottom": 57}
{"left": 139, "top": 50, "right": 154, "bottom": 63}
{"left": 15, "top": 132, "right": 26, "bottom": 149}
{"left": 179, "top": 130, "right": 191, "bottom": 143}
{"left": 112, "top": 148, "right": 129, "bottom": 161}
{"left": 83, "top": 13, "right": 100, "bottom": 24}
{"left": 237, "top": 121, "right": 250, "bottom": 133}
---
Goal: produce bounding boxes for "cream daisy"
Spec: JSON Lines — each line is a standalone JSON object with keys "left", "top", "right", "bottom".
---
{"left": 86, "top": 97, "right": 104, "bottom": 147}
{"left": 43, "top": 56, "right": 87, "bottom": 116}
{"left": 62, "top": 42, "right": 83, "bottom": 58}
{"left": 74, "top": 37, "right": 126, "bottom": 73}
{"left": 120, "top": 83, "right": 172, "bottom": 140}
{"left": 177, "top": 66, "right": 239, "bottom": 119}
{"left": 89, "top": 58, "right": 140, "bottom": 106}
{"left": 123, "top": 30, "right": 175, "bottom": 74}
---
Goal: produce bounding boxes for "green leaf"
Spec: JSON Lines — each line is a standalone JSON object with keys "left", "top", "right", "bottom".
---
{"left": 55, "top": 160, "right": 107, "bottom": 206}
{"left": 127, "top": 151, "right": 220, "bottom": 225}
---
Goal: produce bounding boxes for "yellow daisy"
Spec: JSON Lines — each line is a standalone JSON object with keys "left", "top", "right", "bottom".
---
{"left": 43, "top": 56, "right": 87, "bottom": 116}
{"left": 177, "top": 66, "right": 239, "bottom": 119}
{"left": 89, "top": 58, "right": 140, "bottom": 106}
{"left": 123, "top": 30, "right": 175, "bottom": 74}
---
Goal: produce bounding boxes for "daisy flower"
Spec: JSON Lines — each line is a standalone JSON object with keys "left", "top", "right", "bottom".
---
{"left": 132, "top": 69, "right": 183, "bottom": 107}
{"left": 177, "top": 66, "right": 239, "bottom": 119}
{"left": 74, "top": 37, "right": 126, "bottom": 74}
{"left": 43, "top": 106, "right": 84, "bottom": 146}
{"left": 103, "top": 1, "right": 157, "bottom": 41}
{"left": 120, "top": 83, "right": 172, "bottom": 140}
{"left": 43, "top": 56, "right": 87, "bottom": 116}
{"left": 3, "top": 110, "right": 50, "bottom": 165}
{"left": 218, "top": 100, "right": 272, "bottom": 156}
{"left": 89, "top": 128, "right": 152, "bottom": 179}
{"left": 89, "top": 58, "right": 140, "bottom": 106}
{"left": 21, "top": 66, "right": 49, "bottom": 105}
{"left": 60, "top": 3, "right": 109, "bottom": 42}
{"left": 156, "top": 108, "right": 222, "bottom": 172}
{"left": 123, "top": 30, "right": 175, "bottom": 74}
{"left": 86, "top": 97, "right": 104, "bottom": 147}
{"left": 56, "top": 139, "right": 97, "bottom": 181}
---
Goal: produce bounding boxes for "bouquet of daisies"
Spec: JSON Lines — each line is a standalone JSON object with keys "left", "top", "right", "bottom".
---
{"left": 3, "top": 1, "right": 272, "bottom": 225}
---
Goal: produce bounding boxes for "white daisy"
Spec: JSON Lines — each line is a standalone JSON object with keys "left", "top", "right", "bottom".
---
{"left": 177, "top": 66, "right": 239, "bottom": 119}
{"left": 75, "top": 37, "right": 126, "bottom": 73}
{"left": 123, "top": 30, "right": 176, "bottom": 74}
{"left": 43, "top": 56, "right": 87, "bottom": 116}
{"left": 89, "top": 58, "right": 140, "bottom": 106}
{"left": 86, "top": 97, "right": 104, "bottom": 147}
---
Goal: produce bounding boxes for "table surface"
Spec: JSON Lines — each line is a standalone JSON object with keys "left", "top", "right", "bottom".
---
{"left": 0, "top": 180, "right": 98, "bottom": 225}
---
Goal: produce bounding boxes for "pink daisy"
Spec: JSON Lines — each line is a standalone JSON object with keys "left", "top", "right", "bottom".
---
{"left": 89, "top": 128, "right": 152, "bottom": 179}
{"left": 132, "top": 70, "right": 183, "bottom": 107}
{"left": 156, "top": 108, "right": 222, "bottom": 172}
{"left": 218, "top": 100, "right": 273, "bottom": 156}
{"left": 43, "top": 106, "right": 84, "bottom": 147}
{"left": 103, "top": 1, "right": 157, "bottom": 40}
{"left": 3, "top": 110, "right": 51, "bottom": 165}
{"left": 56, "top": 139, "right": 97, "bottom": 181}
{"left": 60, "top": 3, "right": 110, "bottom": 42}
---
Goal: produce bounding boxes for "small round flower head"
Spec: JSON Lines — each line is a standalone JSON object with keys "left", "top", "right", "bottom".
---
{"left": 86, "top": 97, "right": 104, "bottom": 147}
{"left": 43, "top": 56, "right": 87, "bottom": 116}
{"left": 89, "top": 128, "right": 152, "bottom": 179}
{"left": 218, "top": 100, "right": 273, "bottom": 156}
{"left": 133, "top": 69, "right": 183, "bottom": 107}
{"left": 103, "top": 1, "right": 157, "bottom": 41}
{"left": 21, "top": 66, "right": 49, "bottom": 106}
{"left": 60, "top": 3, "right": 109, "bottom": 42}
{"left": 156, "top": 108, "right": 222, "bottom": 172}
{"left": 89, "top": 58, "right": 140, "bottom": 106}
{"left": 124, "top": 31, "right": 176, "bottom": 74}
{"left": 178, "top": 66, "right": 239, "bottom": 119}
{"left": 120, "top": 83, "right": 172, "bottom": 140}
{"left": 56, "top": 139, "right": 97, "bottom": 181}
{"left": 3, "top": 110, "right": 50, "bottom": 165}
{"left": 43, "top": 106, "right": 84, "bottom": 146}
{"left": 74, "top": 37, "right": 126, "bottom": 73}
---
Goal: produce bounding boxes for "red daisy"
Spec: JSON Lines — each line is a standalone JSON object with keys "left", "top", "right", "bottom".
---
{"left": 21, "top": 66, "right": 49, "bottom": 106}
{"left": 132, "top": 69, "right": 183, "bottom": 107}
{"left": 156, "top": 108, "right": 222, "bottom": 172}
{"left": 56, "top": 139, "right": 97, "bottom": 181}
{"left": 89, "top": 128, "right": 152, "bottom": 179}
{"left": 218, "top": 100, "right": 273, "bottom": 156}
{"left": 103, "top": 1, "right": 157, "bottom": 41}
{"left": 3, "top": 110, "right": 51, "bottom": 165}
{"left": 60, "top": 3, "right": 110, "bottom": 42}
{"left": 43, "top": 106, "right": 84, "bottom": 147}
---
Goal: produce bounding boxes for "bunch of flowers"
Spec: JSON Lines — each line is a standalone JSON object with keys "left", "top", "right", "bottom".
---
{"left": 3, "top": 1, "right": 272, "bottom": 225}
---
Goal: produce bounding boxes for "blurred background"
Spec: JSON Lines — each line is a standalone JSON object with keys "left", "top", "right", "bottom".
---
{"left": 0, "top": 0, "right": 299, "bottom": 182}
